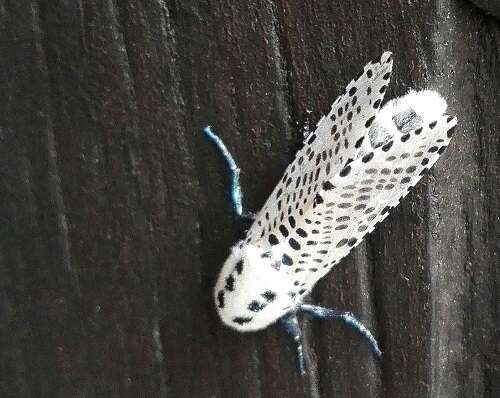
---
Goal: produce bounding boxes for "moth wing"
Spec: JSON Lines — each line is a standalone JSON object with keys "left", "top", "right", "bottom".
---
{"left": 246, "top": 52, "right": 394, "bottom": 256}
{"left": 290, "top": 106, "right": 457, "bottom": 296}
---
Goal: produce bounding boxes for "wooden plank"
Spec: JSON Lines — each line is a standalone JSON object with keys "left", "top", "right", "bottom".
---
{"left": 428, "top": 2, "right": 500, "bottom": 396}
{"left": 0, "top": 2, "right": 86, "bottom": 397}
{"left": 0, "top": 0, "right": 499, "bottom": 397}
{"left": 469, "top": 0, "right": 500, "bottom": 18}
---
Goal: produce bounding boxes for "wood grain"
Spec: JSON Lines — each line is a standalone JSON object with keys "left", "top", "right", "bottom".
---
{"left": 0, "top": 0, "right": 498, "bottom": 397}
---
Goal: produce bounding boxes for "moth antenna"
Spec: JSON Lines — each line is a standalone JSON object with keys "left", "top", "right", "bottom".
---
{"left": 203, "top": 126, "right": 243, "bottom": 217}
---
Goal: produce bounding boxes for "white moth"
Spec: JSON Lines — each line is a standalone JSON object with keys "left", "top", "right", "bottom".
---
{"left": 210, "top": 52, "right": 457, "bottom": 373}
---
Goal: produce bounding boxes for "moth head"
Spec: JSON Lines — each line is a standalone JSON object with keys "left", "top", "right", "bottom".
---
{"left": 214, "top": 243, "right": 295, "bottom": 332}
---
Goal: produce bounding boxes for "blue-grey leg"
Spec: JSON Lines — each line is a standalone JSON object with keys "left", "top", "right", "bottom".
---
{"left": 279, "top": 312, "right": 306, "bottom": 376}
{"left": 203, "top": 126, "right": 245, "bottom": 218}
{"left": 300, "top": 304, "right": 382, "bottom": 357}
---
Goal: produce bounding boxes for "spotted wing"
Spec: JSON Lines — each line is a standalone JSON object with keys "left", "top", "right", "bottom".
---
{"left": 289, "top": 111, "right": 457, "bottom": 297}
{"left": 246, "top": 52, "right": 394, "bottom": 256}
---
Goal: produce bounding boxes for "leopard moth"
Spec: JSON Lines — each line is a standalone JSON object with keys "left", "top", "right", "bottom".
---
{"left": 207, "top": 51, "right": 457, "bottom": 375}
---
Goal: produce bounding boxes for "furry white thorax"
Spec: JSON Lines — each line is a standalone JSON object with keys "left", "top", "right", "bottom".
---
{"left": 214, "top": 242, "right": 296, "bottom": 331}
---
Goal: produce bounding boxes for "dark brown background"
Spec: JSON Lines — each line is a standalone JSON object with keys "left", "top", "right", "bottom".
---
{"left": 0, "top": 1, "right": 499, "bottom": 397}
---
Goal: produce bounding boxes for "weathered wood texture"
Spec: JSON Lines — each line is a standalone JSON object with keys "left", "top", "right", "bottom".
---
{"left": 470, "top": 0, "right": 500, "bottom": 18}
{"left": 0, "top": 1, "right": 498, "bottom": 397}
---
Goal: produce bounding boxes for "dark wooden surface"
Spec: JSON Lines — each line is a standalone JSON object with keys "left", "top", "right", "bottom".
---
{"left": 470, "top": 0, "right": 500, "bottom": 18}
{"left": 0, "top": 1, "right": 499, "bottom": 397}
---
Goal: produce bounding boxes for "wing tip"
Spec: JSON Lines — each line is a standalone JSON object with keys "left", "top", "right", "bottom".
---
{"left": 446, "top": 114, "right": 458, "bottom": 126}
{"left": 370, "top": 51, "right": 393, "bottom": 67}
{"left": 380, "top": 51, "right": 393, "bottom": 65}
{"left": 444, "top": 114, "right": 458, "bottom": 138}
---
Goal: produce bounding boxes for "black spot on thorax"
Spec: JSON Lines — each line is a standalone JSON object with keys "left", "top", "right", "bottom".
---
{"left": 217, "top": 290, "right": 225, "bottom": 308}
{"left": 233, "top": 317, "right": 253, "bottom": 325}
{"left": 225, "top": 275, "right": 235, "bottom": 291}
{"left": 235, "top": 260, "right": 243, "bottom": 274}
{"left": 262, "top": 290, "right": 276, "bottom": 302}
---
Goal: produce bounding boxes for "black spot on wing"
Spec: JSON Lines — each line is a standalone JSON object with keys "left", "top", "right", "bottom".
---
{"left": 307, "top": 134, "right": 317, "bottom": 145}
{"left": 282, "top": 253, "right": 293, "bottom": 266}
{"left": 340, "top": 165, "right": 351, "bottom": 177}
{"left": 279, "top": 225, "right": 289, "bottom": 238}
{"left": 336, "top": 238, "right": 348, "bottom": 248}
{"left": 382, "top": 141, "right": 393, "bottom": 152}
{"left": 322, "top": 180, "right": 334, "bottom": 190}
{"left": 362, "top": 152, "right": 374, "bottom": 163}
{"left": 355, "top": 136, "right": 365, "bottom": 148}
{"left": 268, "top": 234, "right": 279, "bottom": 245}
{"left": 314, "top": 193, "right": 324, "bottom": 205}
{"left": 289, "top": 238, "right": 300, "bottom": 250}
{"left": 296, "top": 228, "right": 308, "bottom": 237}
{"left": 347, "top": 238, "right": 357, "bottom": 247}
{"left": 365, "top": 116, "right": 375, "bottom": 128}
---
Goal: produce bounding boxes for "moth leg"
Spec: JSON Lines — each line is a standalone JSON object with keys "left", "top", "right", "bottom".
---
{"left": 300, "top": 304, "right": 382, "bottom": 358}
{"left": 203, "top": 126, "right": 246, "bottom": 217}
{"left": 279, "top": 312, "right": 306, "bottom": 376}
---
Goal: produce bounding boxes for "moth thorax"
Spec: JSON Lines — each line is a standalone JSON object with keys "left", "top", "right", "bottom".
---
{"left": 214, "top": 243, "right": 295, "bottom": 332}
